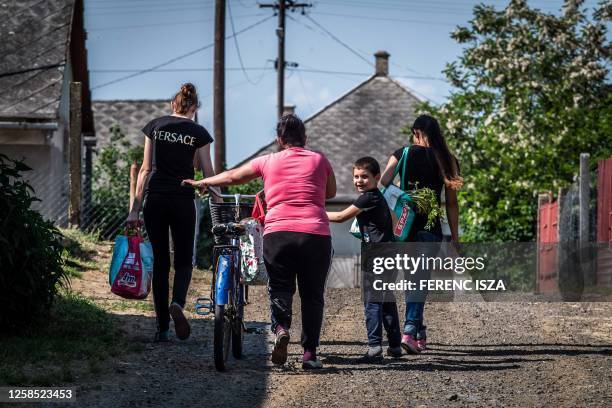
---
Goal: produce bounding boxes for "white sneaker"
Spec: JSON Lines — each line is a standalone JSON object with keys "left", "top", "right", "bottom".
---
{"left": 302, "top": 358, "right": 323, "bottom": 370}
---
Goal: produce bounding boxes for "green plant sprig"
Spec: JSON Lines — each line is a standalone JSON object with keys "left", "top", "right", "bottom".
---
{"left": 409, "top": 187, "right": 441, "bottom": 231}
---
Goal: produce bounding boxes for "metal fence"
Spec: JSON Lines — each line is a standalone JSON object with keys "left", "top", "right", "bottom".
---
{"left": 80, "top": 176, "right": 129, "bottom": 239}
{"left": 25, "top": 169, "right": 70, "bottom": 227}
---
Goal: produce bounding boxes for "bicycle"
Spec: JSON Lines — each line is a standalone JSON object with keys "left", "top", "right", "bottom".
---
{"left": 194, "top": 189, "right": 256, "bottom": 371}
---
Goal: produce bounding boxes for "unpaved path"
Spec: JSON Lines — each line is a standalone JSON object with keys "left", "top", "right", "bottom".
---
{"left": 64, "top": 248, "right": 611, "bottom": 408}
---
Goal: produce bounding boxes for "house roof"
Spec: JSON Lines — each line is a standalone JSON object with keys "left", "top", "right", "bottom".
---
{"left": 0, "top": 0, "right": 75, "bottom": 120}
{"left": 237, "top": 74, "right": 422, "bottom": 202}
{"left": 92, "top": 100, "right": 171, "bottom": 147}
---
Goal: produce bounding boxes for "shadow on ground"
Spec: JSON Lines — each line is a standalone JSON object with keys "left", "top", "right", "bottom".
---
{"left": 72, "top": 314, "right": 273, "bottom": 408}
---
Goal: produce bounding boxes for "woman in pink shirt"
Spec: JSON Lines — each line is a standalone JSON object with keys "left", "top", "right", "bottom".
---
{"left": 183, "top": 114, "right": 336, "bottom": 369}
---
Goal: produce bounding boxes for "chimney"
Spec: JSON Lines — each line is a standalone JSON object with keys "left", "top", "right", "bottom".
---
{"left": 374, "top": 51, "right": 390, "bottom": 76}
{"left": 282, "top": 105, "right": 296, "bottom": 116}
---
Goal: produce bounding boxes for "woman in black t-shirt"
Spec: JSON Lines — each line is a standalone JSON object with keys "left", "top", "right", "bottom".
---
{"left": 380, "top": 114, "right": 462, "bottom": 354}
{"left": 127, "top": 83, "right": 215, "bottom": 342}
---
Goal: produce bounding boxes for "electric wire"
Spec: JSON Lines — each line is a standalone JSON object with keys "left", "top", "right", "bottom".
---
{"left": 91, "top": 15, "right": 273, "bottom": 90}
{"left": 227, "top": 0, "right": 262, "bottom": 84}
{"left": 299, "top": 14, "right": 373, "bottom": 67}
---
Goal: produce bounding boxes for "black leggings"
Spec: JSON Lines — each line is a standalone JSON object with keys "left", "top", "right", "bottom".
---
{"left": 263, "top": 231, "right": 332, "bottom": 350}
{"left": 143, "top": 196, "right": 196, "bottom": 332}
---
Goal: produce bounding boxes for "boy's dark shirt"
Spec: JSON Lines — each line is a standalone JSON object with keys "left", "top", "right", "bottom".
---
{"left": 142, "top": 116, "right": 213, "bottom": 199}
{"left": 353, "top": 188, "right": 393, "bottom": 243}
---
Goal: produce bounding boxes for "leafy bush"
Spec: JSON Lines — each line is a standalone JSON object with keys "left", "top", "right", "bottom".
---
{"left": 0, "top": 154, "right": 66, "bottom": 334}
{"left": 227, "top": 178, "right": 264, "bottom": 195}
{"left": 85, "top": 124, "right": 143, "bottom": 239}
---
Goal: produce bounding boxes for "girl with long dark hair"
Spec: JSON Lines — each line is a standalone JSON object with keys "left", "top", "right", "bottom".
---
{"left": 183, "top": 114, "right": 336, "bottom": 369}
{"left": 127, "top": 83, "right": 216, "bottom": 342}
{"left": 380, "top": 114, "right": 462, "bottom": 353}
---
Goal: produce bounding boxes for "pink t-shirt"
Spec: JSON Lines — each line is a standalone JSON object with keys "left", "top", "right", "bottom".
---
{"left": 251, "top": 147, "right": 332, "bottom": 236}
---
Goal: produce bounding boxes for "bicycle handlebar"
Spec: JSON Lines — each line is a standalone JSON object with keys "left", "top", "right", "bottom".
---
{"left": 207, "top": 187, "right": 257, "bottom": 200}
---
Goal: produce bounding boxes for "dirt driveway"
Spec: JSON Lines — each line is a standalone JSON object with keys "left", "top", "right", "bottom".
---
{"left": 64, "top": 260, "right": 612, "bottom": 408}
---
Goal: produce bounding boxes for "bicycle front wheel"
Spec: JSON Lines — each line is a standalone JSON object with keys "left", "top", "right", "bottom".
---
{"left": 214, "top": 305, "right": 231, "bottom": 371}
{"left": 231, "top": 301, "right": 244, "bottom": 359}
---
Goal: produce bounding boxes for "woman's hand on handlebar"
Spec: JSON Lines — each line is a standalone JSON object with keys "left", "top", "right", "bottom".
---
{"left": 182, "top": 178, "right": 208, "bottom": 194}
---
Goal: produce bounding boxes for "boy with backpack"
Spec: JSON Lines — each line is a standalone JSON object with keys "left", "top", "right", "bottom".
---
{"left": 327, "top": 157, "right": 402, "bottom": 362}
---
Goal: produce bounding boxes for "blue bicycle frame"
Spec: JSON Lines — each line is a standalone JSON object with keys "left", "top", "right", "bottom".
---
{"left": 214, "top": 246, "right": 242, "bottom": 306}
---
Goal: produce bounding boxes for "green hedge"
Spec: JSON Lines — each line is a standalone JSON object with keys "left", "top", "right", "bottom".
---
{"left": 0, "top": 154, "right": 66, "bottom": 334}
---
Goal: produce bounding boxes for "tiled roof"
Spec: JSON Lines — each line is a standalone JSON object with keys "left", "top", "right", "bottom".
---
{"left": 237, "top": 75, "right": 421, "bottom": 201}
{"left": 92, "top": 100, "right": 171, "bottom": 147}
{"left": 0, "top": 0, "right": 74, "bottom": 120}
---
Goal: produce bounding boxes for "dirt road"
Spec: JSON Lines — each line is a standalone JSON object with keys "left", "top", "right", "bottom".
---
{"left": 65, "top": 260, "right": 612, "bottom": 408}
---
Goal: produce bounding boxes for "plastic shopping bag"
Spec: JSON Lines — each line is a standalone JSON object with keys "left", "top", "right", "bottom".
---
{"left": 109, "top": 229, "right": 153, "bottom": 299}
{"left": 349, "top": 218, "right": 362, "bottom": 239}
{"left": 382, "top": 184, "right": 415, "bottom": 242}
{"left": 251, "top": 191, "right": 266, "bottom": 225}
{"left": 239, "top": 218, "right": 268, "bottom": 284}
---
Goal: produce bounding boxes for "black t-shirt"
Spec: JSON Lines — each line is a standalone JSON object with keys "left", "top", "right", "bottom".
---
{"left": 142, "top": 115, "right": 213, "bottom": 198}
{"left": 392, "top": 145, "right": 446, "bottom": 239}
{"left": 353, "top": 188, "right": 393, "bottom": 243}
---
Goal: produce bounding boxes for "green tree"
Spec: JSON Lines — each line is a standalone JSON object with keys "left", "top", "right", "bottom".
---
{"left": 426, "top": 0, "right": 611, "bottom": 242}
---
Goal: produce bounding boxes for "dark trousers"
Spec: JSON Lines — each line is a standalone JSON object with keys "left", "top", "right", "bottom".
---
{"left": 143, "top": 196, "right": 196, "bottom": 332}
{"left": 364, "top": 301, "right": 401, "bottom": 347}
{"left": 263, "top": 231, "right": 332, "bottom": 350}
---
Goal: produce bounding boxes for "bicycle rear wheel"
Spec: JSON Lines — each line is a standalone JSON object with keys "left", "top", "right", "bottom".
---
{"left": 214, "top": 305, "right": 231, "bottom": 371}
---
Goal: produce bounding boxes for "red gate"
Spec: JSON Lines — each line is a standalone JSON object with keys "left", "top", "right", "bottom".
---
{"left": 597, "top": 157, "right": 612, "bottom": 285}
{"left": 538, "top": 200, "right": 558, "bottom": 293}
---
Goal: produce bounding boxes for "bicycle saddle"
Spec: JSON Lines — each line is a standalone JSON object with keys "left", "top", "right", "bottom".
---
{"left": 212, "top": 222, "right": 246, "bottom": 237}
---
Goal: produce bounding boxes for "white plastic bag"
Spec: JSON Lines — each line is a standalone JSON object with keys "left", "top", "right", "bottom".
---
{"left": 239, "top": 218, "right": 268, "bottom": 284}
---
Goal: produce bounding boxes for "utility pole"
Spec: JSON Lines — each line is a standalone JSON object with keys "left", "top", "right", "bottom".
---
{"left": 259, "top": 0, "right": 312, "bottom": 118}
{"left": 213, "top": 0, "right": 226, "bottom": 173}
{"left": 68, "top": 82, "right": 82, "bottom": 227}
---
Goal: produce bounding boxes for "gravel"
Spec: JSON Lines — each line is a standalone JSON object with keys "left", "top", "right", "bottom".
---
{"left": 65, "top": 277, "right": 612, "bottom": 407}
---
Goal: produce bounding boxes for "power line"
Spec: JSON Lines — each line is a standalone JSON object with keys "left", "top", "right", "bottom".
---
{"left": 85, "top": 5, "right": 215, "bottom": 16}
{"left": 90, "top": 66, "right": 446, "bottom": 81}
{"left": 227, "top": 0, "right": 261, "bottom": 84}
{"left": 300, "top": 14, "right": 373, "bottom": 67}
{"left": 295, "top": 69, "right": 314, "bottom": 112}
{"left": 87, "top": 13, "right": 266, "bottom": 31}
{"left": 91, "top": 67, "right": 272, "bottom": 73}
{"left": 309, "top": 11, "right": 456, "bottom": 26}
{"left": 91, "top": 15, "right": 273, "bottom": 90}
{"left": 320, "top": 0, "right": 484, "bottom": 15}
{"left": 292, "top": 68, "right": 445, "bottom": 81}
{"left": 87, "top": 0, "right": 214, "bottom": 9}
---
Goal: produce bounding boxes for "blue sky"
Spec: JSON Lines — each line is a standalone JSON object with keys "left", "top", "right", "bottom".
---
{"left": 85, "top": 0, "right": 601, "bottom": 166}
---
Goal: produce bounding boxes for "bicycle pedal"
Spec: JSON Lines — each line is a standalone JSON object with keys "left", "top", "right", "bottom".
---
{"left": 195, "top": 297, "right": 213, "bottom": 316}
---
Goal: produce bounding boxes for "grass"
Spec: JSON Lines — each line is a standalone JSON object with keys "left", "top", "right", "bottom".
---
{"left": 60, "top": 228, "right": 104, "bottom": 279}
{"left": 0, "top": 291, "right": 140, "bottom": 386}
{"left": 102, "top": 299, "right": 155, "bottom": 313}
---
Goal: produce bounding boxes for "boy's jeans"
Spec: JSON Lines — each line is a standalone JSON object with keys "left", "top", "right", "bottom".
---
{"left": 364, "top": 301, "right": 401, "bottom": 348}
{"left": 404, "top": 230, "right": 442, "bottom": 338}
